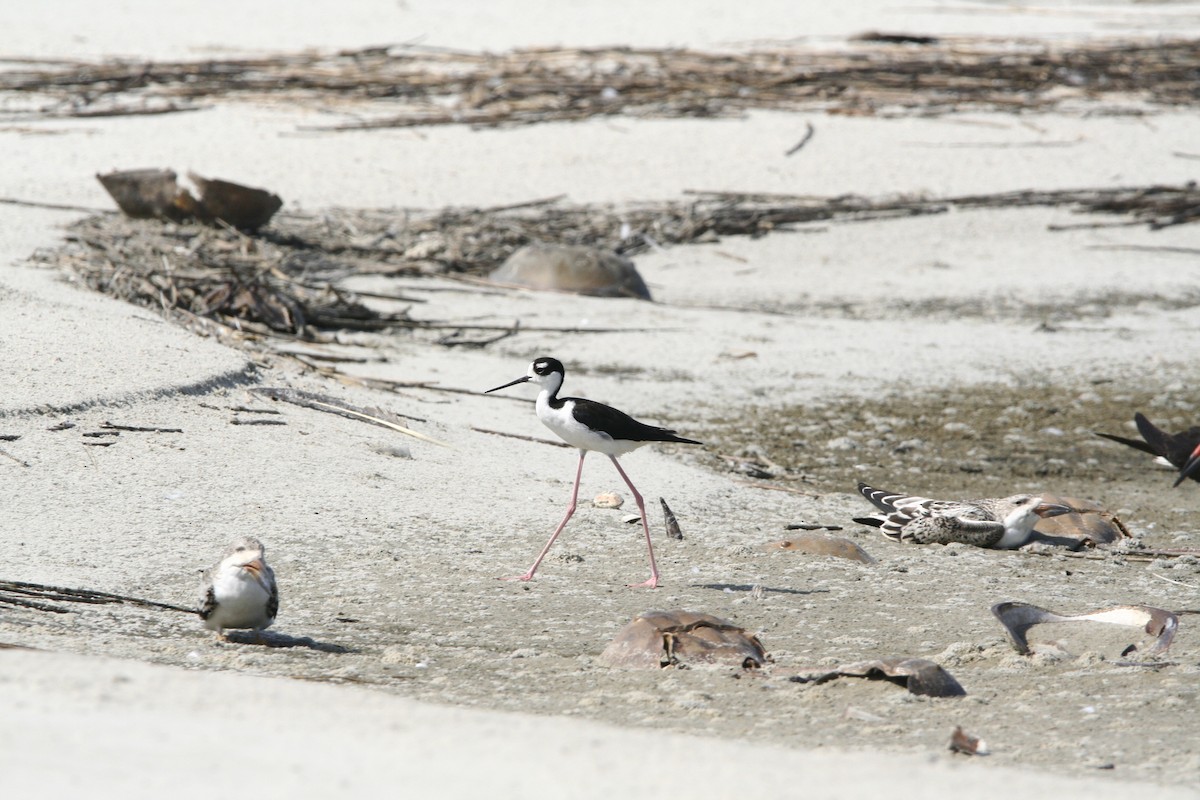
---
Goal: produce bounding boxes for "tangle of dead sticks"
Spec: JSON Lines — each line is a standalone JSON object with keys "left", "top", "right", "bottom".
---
{"left": 28, "top": 182, "right": 1198, "bottom": 348}
{"left": 2, "top": 38, "right": 1199, "bottom": 125}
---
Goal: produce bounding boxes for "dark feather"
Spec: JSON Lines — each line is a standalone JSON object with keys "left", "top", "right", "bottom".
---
{"left": 266, "top": 580, "right": 280, "bottom": 623}
{"left": 1097, "top": 413, "right": 1200, "bottom": 484}
{"left": 857, "top": 482, "right": 907, "bottom": 513}
{"left": 199, "top": 585, "right": 218, "bottom": 620}
{"left": 569, "top": 397, "right": 701, "bottom": 445}
{"left": 1136, "top": 413, "right": 1200, "bottom": 469}
{"left": 1093, "top": 430, "right": 1156, "bottom": 456}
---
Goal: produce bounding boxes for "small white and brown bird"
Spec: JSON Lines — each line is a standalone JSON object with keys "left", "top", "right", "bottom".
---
{"left": 853, "top": 482, "right": 1071, "bottom": 549}
{"left": 198, "top": 537, "right": 278, "bottom": 641}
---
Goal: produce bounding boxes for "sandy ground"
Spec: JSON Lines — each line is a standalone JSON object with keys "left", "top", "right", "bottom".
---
{"left": 3, "top": 2, "right": 1200, "bottom": 797}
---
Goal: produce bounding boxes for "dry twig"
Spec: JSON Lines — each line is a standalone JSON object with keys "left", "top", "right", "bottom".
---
{"left": 249, "top": 386, "right": 450, "bottom": 448}
{"left": 0, "top": 579, "right": 195, "bottom": 614}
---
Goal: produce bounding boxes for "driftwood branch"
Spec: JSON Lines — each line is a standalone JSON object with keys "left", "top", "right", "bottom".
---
{"left": 0, "top": 447, "right": 30, "bottom": 468}
{"left": 0, "top": 579, "right": 195, "bottom": 614}
{"left": 471, "top": 425, "right": 571, "bottom": 449}
{"left": 101, "top": 422, "right": 184, "bottom": 433}
{"left": 0, "top": 197, "right": 113, "bottom": 213}
{"left": 248, "top": 386, "right": 450, "bottom": 448}
{"left": 436, "top": 321, "right": 519, "bottom": 348}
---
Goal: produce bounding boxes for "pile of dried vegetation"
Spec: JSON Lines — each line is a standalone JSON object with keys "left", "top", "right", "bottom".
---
{"left": 30, "top": 182, "right": 1199, "bottom": 344}
{"left": 3, "top": 36, "right": 1199, "bottom": 126}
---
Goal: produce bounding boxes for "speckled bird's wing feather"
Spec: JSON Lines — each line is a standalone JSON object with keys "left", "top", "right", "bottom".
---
{"left": 858, "top": 484, "right": 998, "bottom": 543}
{"left": 899, "top": 512, "right": 1005, "bottom": 546}
{"left": 265, "top": 567, "right": 279, "bottom": 622}
{"left": 856, "top": 482, "right": 938, "bottom": 514}
{"left": 874, "top": 500, "right": 977, "bottom": 541}
{"left": 199, "top": 582, "right": 218, "bottom": 620}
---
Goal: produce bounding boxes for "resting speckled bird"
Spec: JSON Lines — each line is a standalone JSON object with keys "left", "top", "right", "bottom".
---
{"left": 854, "top": 482, "right": 1071, "bottom": 549}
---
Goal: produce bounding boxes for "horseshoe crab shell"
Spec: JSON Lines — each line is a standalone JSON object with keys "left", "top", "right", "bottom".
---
{"left": 489, "top": 244, "right": 651, "bottom": 300}
{"left": 600, "top": 610, "right": 769, "bottom": 669}
{"left": 1030, "top": 494, "right": 1130, "bottom": 548}
{"left": 96, "top": 169, "right": 282, "bottom": 231}
{"left": 764, "top": 532, "right": 876, "bottom": 564}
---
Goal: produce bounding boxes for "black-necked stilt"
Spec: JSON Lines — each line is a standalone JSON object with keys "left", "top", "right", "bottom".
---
{"left": 1095, "top": 413, "right": 1200, "bottom": 487}
{"left": 485, "top": 356, "right": 701, "bottom": 588}
{"left": 854, "top": 482, "right": 1071, "bottom": 549}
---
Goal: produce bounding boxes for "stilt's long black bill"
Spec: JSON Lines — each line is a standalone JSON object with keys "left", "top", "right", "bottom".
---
{"left": 484, "top": 375, "right": 531, "bottom": 394}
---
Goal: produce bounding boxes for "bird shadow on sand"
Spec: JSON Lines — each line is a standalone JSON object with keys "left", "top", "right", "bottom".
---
{"left": 222, "top": 630, "right": 354, "bottom": 653}
{"left": 693, "top": 583, "right": 828, "bottom": 596}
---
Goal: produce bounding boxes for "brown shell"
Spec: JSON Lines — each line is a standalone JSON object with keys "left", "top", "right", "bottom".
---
{"left": 599, "top": 610, "right": 769, "bottom": 669}
{"left": 1031, "top": 494, "right": 1130, "bottom": 548}
{"left": 489, "top": 244, "right": 651, "bottom": 299}
{"left": 96, "top": 168, "right": 194, "bottom": 222}
{"left": 187, "top": 172, "right": 283, "bottom": 231}
{"left": 764, "top": 532, "right": 876, "bottom": 564}
{"left": 97, "top": 169, "right": 282, "bottom": 231}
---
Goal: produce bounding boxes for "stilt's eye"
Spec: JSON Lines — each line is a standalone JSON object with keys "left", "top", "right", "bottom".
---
{"left": 534, "top": 361, "right": 547, "bottom": 373}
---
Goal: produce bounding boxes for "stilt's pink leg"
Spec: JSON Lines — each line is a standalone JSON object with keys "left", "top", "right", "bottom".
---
{"left": 502, "top": 450, "right": 586, "bottom": 582}
{"left": 609, "top": 456, "right": 660, "bottom": 589}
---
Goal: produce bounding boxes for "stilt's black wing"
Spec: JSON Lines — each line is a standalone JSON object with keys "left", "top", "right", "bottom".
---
{"left": 569, "top": 397, "right": 701, "bottom": 445}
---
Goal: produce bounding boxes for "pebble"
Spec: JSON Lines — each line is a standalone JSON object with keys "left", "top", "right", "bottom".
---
{"left": 592, "top": 491, "right": 624, "bottom": 509}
